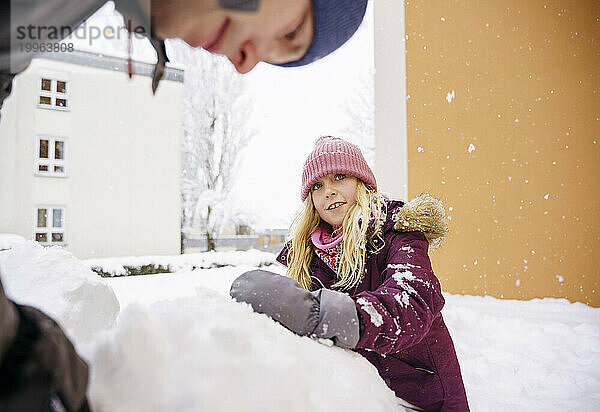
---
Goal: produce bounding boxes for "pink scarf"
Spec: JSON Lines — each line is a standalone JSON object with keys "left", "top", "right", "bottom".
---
{"left": 311, "top": 226, "right": 343, "bottom": 250}
{"left": 311, "top": 226, "right": 343, "bottom": 274}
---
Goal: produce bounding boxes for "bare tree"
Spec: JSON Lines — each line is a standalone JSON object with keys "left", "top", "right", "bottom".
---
{"left": 170, "top": 42, "right": 254, "bottom": 251}
{"left": 339, "top": 70, "right": 375, "bottom": 167}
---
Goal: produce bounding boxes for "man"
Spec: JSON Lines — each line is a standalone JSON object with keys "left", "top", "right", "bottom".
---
{"left": 0, "top": 0, "right": 368, "bottom": 410}
{"left": 1, "top": 0, "right": 368, "bottom": 104}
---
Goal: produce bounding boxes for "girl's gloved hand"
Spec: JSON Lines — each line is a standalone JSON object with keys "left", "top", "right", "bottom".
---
{"left": 230, "top": 270, "right": 360, "bottom": 349}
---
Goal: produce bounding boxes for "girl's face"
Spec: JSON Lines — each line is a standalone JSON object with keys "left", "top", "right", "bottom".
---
{"left": 311, "top": 174, "right": 359, "bottom": 230}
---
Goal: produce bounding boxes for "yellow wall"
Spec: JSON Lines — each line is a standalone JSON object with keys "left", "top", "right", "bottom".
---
{"left": 405, "top": 0, "right": 599, "bottom": 305}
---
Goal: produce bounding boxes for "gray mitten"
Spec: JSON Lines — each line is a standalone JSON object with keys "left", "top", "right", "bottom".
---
{"left": 230, "top": 270, "right": 360, "bottom": 349}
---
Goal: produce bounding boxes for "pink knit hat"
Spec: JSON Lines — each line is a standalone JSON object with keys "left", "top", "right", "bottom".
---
{"left": 301, "top": 136, "right": 377, "bottom": 201}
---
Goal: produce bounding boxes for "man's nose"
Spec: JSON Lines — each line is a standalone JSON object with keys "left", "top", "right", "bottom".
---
{"left": 231, "top": 35, "right": 278, "bottom": 74}
{"left": 230, "top": 40, "right": 257, "bottom": 73}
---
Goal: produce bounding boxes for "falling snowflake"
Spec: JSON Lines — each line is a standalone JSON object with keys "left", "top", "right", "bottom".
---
{"left": 446, "top": 90, "right": 455, "bottom": 103}
{"left": 468, "top": 143, "right": 476, "bottom": 153}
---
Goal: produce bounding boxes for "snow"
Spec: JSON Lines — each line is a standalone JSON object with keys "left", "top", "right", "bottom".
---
{"left": 83, "top": 250, "right": 276, "bottom": 277}
{"left": 0, "top": 233, "right": 26, "bottom": 250}
{"left": 394, "top": 291, "right": 411, "bottom": 308}
{"left": 1, "top": 243, "right": 599, "bottom": 410}
{"left": 1, "top": 243, "right": 399, "bottom": 411}
{"left": 0, "top": 242, "right": 119, "bottom": 345}
{"left": 105, "top": 265, "right": 267, "bottom": 304}
{"left": 444, "top": 294, "right": 600, "bottom": 411}
{"left": 87, "top": 288, "right": 398, "bottom": 412}
{"left": 356, "top": 297, "right": 384, "bottom": 327}
{"left": 400, "top": 246, "right": 414, "bottom": 255}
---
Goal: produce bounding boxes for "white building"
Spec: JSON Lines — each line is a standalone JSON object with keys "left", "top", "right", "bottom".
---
{"left": 0, "top": 50, "right": 183, "bottom": 259}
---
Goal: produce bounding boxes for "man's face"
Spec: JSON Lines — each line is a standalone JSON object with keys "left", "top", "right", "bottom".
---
{"left": 152, "top": 0, "right": 313, "bottom": 73}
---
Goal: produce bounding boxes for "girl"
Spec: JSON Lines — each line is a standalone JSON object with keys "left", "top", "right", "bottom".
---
{"left": 230, "top": 136, "right": 469, "bottom": 411}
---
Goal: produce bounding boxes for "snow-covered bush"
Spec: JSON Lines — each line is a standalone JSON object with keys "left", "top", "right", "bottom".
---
{"left": 84, "top": 249, "right": 277, "bottom": 277}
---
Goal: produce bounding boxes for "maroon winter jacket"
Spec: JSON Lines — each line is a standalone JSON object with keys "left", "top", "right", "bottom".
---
{"left": 277, "top": 199, "right": 469, "bottom": 411}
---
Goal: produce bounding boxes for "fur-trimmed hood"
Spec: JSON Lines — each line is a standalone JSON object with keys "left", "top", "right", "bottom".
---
{"left": 384, "top": 194, "right": 448, "bottom": 248}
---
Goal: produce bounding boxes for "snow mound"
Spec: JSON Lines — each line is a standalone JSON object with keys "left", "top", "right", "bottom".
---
{"left": 0, "top": 233, "right": 26, "bottom": 250}
{"left": 0, "top": 242, "right": 120, "bottom": 345}
{"left": 86, "top": 287, "right": 399, "bottom": 412}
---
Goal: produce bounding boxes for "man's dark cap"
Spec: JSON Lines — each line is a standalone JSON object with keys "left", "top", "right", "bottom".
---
{"left": 276, "top": 0, "right": 368, "bottom": 67}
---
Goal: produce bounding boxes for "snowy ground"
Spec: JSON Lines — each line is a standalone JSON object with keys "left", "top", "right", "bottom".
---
{"left": 1, "top": 243, "right": 599, "bottom": 411}
{"left": 106, "top": 270, "right": 600, "bottom": 411}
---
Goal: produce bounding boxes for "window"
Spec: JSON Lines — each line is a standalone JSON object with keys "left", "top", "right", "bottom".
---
{"left": 36, "top": 136, "right": 67, "bottom": 177}
{"left": 35, "top": 206, "right": 65, "bottom": 244}
{"left": 38, "top": 74, "right": 69, "bottom": 110}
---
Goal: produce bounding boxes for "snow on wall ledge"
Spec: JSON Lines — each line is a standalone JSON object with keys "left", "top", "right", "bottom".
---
{"left": 83, "top": 249, "right": 278, "bottom": 277}
{"left": 0, "top": 242, "right": 120, "bottom": 346}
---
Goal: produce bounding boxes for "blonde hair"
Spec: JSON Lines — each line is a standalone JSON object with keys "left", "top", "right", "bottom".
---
{"left": 286, "top": 181, "right": 386, "bottom": 291}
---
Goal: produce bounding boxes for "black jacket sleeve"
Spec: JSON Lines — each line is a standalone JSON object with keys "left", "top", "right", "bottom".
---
{"left": 0, "top": 277, "right": 90, "bottom": 412}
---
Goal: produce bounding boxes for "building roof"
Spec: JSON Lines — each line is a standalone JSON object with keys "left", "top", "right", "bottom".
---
{"left": 38, "top": 49, "right": 183, "bottom": 83}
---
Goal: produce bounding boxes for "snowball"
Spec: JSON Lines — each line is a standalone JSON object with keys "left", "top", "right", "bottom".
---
{"left": 0, "top": 233, "right": 26, "bottom": 250}
{"left": 0, "top": 241, "right": 119, "bottom": 346}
